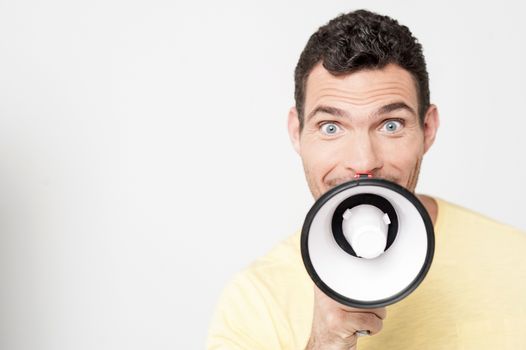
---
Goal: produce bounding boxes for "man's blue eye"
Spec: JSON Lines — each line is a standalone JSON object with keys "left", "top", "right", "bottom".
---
{"left": 382, "top": 120, "right": 402, "bottom": 133}
{"left": 321, "top": 123, "right": 341, "bottom": 135}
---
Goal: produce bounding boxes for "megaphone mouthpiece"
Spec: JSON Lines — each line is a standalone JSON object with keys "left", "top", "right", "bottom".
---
{"left": 342, "top": 205, "right": 389, "bottom": 259}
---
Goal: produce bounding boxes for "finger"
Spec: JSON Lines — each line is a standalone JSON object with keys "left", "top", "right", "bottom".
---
{"left": 342, "top": 311, "right": 384, "bottom": 336}
{"left": 342, "top": 306, "right": 386, "bottom": 320}
{"left": 313, "top": 286, "right": 387, "bottom": 320}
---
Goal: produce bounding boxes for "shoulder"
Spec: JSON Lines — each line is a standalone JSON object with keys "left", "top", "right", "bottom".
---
{"left": 207, "top": 232, "right": 313, "bottom": 349}
{"left": 433, "top": 197, "right": 525, "bottom": 239}
{"left": 428, "top": 197, "right": 526, "bottom": 297}
{"left": 235, "top": 231, "right": 312, "bottom": 312}
{"left": 417, "top": 197, "right": 526, "bottom": 344}
{"left": 248, "top": 231, "right": 305, "bottom": 276}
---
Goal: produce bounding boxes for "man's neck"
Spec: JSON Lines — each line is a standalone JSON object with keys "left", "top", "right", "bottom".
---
{"left": 417, "top": 194, "right": 438, "bottom": 225}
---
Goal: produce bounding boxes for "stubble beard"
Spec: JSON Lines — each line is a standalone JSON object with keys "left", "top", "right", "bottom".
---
{"left": 405, "top": 157, "right": 422, "bottom": 193}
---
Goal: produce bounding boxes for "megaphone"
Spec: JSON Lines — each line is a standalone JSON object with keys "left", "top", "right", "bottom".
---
{"left": 301, "top": 175, "right": 434, "bottom": 309}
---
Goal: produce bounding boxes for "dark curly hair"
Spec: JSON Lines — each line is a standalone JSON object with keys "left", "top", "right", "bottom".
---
{"left": 294, "top": 9, "right": 429, "bottom": 128}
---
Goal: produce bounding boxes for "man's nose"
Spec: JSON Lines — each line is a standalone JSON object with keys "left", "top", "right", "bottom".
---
{"left": 342, "top": 134, "right": 383, "bottom": 175}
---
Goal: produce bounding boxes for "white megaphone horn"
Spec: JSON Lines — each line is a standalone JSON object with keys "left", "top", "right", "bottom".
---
{"left": 301, "top": 173, "right": 434, "bottom": 309}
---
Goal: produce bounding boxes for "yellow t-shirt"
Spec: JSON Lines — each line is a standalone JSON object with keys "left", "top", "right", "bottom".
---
{"left": 207, "top": 198, "right": 526, "bottom": 349}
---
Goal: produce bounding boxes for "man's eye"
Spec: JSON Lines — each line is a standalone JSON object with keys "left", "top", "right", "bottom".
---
{"left": 381, "top": 120, "right": 403, "bottom": 133}
{"left": 320, "top": 123, "right": 342, "bottom": 135}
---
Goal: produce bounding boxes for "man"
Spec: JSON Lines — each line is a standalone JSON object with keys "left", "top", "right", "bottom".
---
{"left": 207, "top": 9, "right": 526, "bottom": 349}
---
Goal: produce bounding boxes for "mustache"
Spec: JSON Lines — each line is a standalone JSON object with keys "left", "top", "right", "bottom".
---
{"left": 326, "top": 174, "right": 399, "bottom": 188}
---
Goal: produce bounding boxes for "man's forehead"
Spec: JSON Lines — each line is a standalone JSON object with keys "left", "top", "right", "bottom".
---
{"left": 304, "top": 63, "right": 419, "bottom": 112}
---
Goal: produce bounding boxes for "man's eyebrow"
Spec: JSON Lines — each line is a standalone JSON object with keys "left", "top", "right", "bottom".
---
{"left": 373, "top": 102, "right": 417, "bottom": 118}
{"left": 306, "top": 105, "right": 350, "bottom": 121}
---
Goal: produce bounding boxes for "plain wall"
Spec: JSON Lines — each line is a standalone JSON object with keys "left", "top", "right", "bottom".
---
{"left": 1, "top": 0, "right": 525, "bottom": 348}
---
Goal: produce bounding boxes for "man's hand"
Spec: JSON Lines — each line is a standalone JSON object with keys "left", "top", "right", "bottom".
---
{"left": 305, "top": 286, "right": 386, "bottom": 350}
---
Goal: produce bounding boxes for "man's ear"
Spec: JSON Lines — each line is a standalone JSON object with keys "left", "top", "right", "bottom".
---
{"left": 287, "top": 107, "right": 301, "bottom": 154}
{"left": 423, "top": 104, "right": 440, "bottom": 154}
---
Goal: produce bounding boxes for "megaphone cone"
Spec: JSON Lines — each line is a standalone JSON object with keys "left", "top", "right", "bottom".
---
{"left": 301, "top": 178, "right": 434, "bottom": 308}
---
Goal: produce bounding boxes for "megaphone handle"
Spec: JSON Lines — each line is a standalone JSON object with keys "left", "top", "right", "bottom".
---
{"left": 356, "top": 330, "right": 371, "bottom": 337}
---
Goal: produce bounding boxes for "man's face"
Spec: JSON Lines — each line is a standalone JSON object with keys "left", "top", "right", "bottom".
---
{"left": 288, "top": 63, "right": 439, "bottom": 199}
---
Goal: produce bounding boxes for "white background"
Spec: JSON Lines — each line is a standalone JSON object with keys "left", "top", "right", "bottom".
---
{"left": 1, "top": 0, "right": 525, "bottom": 349}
